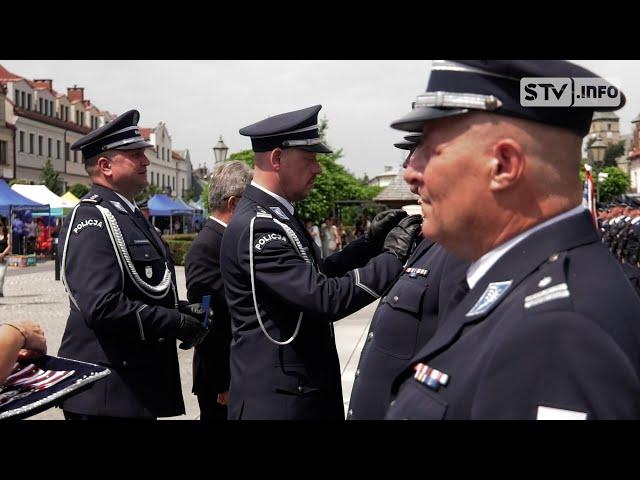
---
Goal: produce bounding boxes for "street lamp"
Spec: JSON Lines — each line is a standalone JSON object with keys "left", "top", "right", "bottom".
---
{"left": 589, "top": 137, "right": 607, "bottom": 203}
{"left": 213, "top": 136, "right": 229, "bottom": 164}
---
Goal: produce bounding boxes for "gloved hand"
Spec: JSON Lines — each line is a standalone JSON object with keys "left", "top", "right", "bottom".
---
{"left": 365, "top": 209, "right": 408, "bottom": 246}
{"left": 176, "top": 313, "right": 209, "bottom": 350}
{"left": 382, "top": 214, "right": 423, "bottom": 264}
{"left": 178, "top": 301, "right": 214, "bottom": 327}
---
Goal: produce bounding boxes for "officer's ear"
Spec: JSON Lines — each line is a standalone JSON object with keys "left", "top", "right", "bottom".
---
{"left": 488, "top": 138, "right": 526, "bottom": 192}
{"left": 227, "top": 195, "right": 241, "bottom": 212}
{"left": 96, "top": 155, "right": 114, "bottom": 177}
{"left": 270, "top": 148, "right": 283, "bottom": 172}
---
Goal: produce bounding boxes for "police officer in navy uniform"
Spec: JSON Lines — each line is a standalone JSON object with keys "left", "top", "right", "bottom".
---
{"left": 185, "top": 161, "right": 253, "bottom": 421}
{"left": 220, "top": 105, "right": 422, "bottom": 420}
{"left": 57, "top": 109, "right": 209, "bottom": 420}
{"left": 347, "top": 133, "right": 469, "bottom": 420}
{"left": 386, "top": 60, "right": 640, "bottom": 420}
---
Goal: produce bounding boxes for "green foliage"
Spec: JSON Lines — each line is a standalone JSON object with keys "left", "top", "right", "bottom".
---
{"left": 69, "top": 183, "right": 89, "bottom": 198}
{"left": 9, "top": 178, "right": 29, "bottom": 186}
{"left": 599, "top": 166, "right": 630, "bottom": 202}
{"left": 227, "top": 150, "right": 255, "bottom": 168}
{"left": 135, "top": 183, "right": 161, "bottom": 203}
{"left": 163, "top": 234, "right": 197, "bottom": 266}
{"left": 182, "top": 186, "right": 196, "bottom": 202}
{"left": 40, "top": 159, "right": 61, "bottom": 195}
{"left": 200, "top": 181, "right": 209, "bottom": 218}
{"left": 603, "top": 141, "right": 626, "bottom": 167}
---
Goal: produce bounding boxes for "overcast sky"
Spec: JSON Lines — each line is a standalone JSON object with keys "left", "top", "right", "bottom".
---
{"left": 2, "top": 60, "right": 638, "bottom": 178}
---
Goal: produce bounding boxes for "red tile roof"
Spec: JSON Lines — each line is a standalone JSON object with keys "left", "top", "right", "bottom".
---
{"left": 172, "top": 150, "right": 184, "bottom": 161}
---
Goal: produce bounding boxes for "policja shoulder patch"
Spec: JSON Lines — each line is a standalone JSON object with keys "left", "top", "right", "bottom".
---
{"left": 254, "top": 232, "right": 289, "bottom": 252}
{"left": 73, "top": 218, "right": 104, "bottom": 235}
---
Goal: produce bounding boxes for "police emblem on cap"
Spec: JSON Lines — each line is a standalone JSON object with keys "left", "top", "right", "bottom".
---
{"left": 145, "top": 266, "right": 153, "bottom": 279}
{"left": 239, "top": 105, "right": 333, "bottom": 154}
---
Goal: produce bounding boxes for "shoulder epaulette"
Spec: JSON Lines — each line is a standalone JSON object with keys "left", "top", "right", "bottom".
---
{"left": 80, "top": 194, "right": 102, "bottom": 204}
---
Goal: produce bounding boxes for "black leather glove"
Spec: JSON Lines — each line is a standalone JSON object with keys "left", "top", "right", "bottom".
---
{"left": 178, "top": 301, "right": 214, "bottom": 327}
{"left": 382, "top": 214, "right": 423, "bottom": 264}
{"left": 176, "top": 313, "right": 209, "bottom": 350}
{"left": 365, "top": 209, "right": 408, "bottom": 246}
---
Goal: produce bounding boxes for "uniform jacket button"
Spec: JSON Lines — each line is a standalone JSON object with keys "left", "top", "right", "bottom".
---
{"left": 368, "top": 332, "right": 374, "bottom": 341}
{"left": 390, "top": 400, "right": 396, "bottom": 407}
{"left": 122, "top": 360, "right": 128, "bottom": 367}
{"left": 297, "top": 385, "right": 303, "bottom": 393}
{"left": 144, "top": 253, "right": 150, "bottom": 258}
{"left": 381, "top": 296, "right": 387, "bottom": 304}
{"left": 348, "top": 409, "right": 353, "bottom": 418}
{"left": 355, "top": 369, "right": 360, "bottom": 378}
{"left": 158, "top": 337, "right": 165, "bottom": 343}
{"left": 393, "top": 295, "right": 399, "bottom": 303}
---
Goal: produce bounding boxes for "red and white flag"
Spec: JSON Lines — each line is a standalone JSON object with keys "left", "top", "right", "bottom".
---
{"left": 582, "top": 164, "right": 597, "bottom": 227}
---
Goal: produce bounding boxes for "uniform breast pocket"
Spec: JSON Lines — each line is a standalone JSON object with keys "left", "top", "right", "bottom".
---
{"left": 387, "top": 379, "right": 448, "bottom": 420}
{"left": 374, "top": 280, "right": 427, "bottom": 359}
{"left": 128, "top": 243, "right": 163, "bottom": 282}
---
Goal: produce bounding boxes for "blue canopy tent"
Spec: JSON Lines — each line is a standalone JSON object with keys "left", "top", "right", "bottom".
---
{"left": 0, "top": 179, "right": 49, "bottom": 218}
{"left": 147, "top": 194, "right": 193, "bottom": 234}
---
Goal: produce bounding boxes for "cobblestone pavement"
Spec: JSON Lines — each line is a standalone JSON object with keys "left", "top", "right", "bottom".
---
{"left": 1, "top": 261, "right": 375, "bottom": 420}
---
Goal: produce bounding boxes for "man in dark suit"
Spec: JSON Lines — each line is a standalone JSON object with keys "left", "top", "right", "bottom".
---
{"left": 386, "top": 60, "right": 640, "bottom": 420}
{"left": 185, "top": 160, "right": 253, "bottom": 421}
{"left": 220, "top": 105, "right": 422, "bottom": 420}
{"left": 57, "top": 109, "right": 209, "bottom": 420}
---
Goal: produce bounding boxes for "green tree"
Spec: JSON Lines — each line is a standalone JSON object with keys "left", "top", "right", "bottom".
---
{"left": 200, "top": 181, "right": 209, "bottom": 218}
{"left": 135, "top": 183, "right": 161, "bottom": 203}
{"left": 182, "top": 186, "right": 196, "bottom": 202}
{"left": 69, "top": 183, "right": 89, "bottom": 198}
{"left": 41, "top": 159, "right": 61, "bottom": 194}
{"left": 599, "top": 166, "right": 630, "bottom": 203}
{"left": 9, "top": 178, "right": 29, "bottom": 186}
{"left": 226, "top": 150, "right": 255, "bottom": 168}
{"left": 603, "top": 140, "right": 626, "bottom": 168}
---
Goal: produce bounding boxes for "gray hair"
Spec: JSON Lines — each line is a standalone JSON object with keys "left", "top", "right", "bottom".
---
{"left": 208, "top": 160, "right": 253, "bottom": 212}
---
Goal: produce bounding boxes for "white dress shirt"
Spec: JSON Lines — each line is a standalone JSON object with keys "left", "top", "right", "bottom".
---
{"left": 250, "top": 181, "right": 295, "bottom": 216}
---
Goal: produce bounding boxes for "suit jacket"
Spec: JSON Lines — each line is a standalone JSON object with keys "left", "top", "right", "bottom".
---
{"left": 386, "top": 211, "right": 640, "bottom": 420}
{"left": 220, "top": 184, "right": 404, "bottom": 420}
{"left": 57, "top": 184, "right": 184, "bottom": 419}
{"left": 185, "top": 218, "right": 232, "bottom": 397}
{"left": 348, "top": 240, "right": 469, "bottom": 419}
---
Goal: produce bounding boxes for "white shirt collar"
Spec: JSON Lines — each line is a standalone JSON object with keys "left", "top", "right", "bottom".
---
{"left": 466, "top": 205, "right": 586, "bottom": 290}
{"left": 250, "top": 180, "right": 295, "bottom": 216}
{"left": 114, "top": 192, "right": 138, "bottom": 214}
{"left": 210, "top": 215, "right": 228, "bottom": 228}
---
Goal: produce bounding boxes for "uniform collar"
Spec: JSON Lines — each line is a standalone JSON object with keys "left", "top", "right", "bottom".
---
{"left": 114, "top": 191, "right": 138, "bottom": 214}
{"left": 250, "top": 180, "right": 294, "bottom": 216}
{"left": 466, "top": 205, "right": 585, "bottom": 289}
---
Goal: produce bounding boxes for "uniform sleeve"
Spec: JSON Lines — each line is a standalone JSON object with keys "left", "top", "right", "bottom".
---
{"left": 471, "top": 311, "right": 640, "bottom": 419}
{"left": 246, "top": 217, "right": 402, "bottom": 321}
{"left": 321, "top": 236, "right": 381, "bottom": 277}
{"left": 61, "top": 205, "right": 181, "bottom": 340}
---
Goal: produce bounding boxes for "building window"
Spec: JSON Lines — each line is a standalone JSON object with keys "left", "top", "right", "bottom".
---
{"left": 65, "top": 142, "right": 70, "bottom": 162}
{"left": 38, "top": 136, "right": 43, "bottom": 156}
{"left": 172, "top": 177, "right": 175, "bottom": 190}
{"left": 73, "top": 150, "right": 77, "bottom": 163}
{"left": 50, "top": 101, "right": 54, "bottom": 117}
{"left": 182, "top": 178, "right": 184, "bottom": 196}
{"left": 29, "top": 134, "right": 34, "bottom": 154}
{"left": 57, "top": 140, "right": 61, "bottom": 159}
{"left": 162, "top": 174, "right": 165, "bottom": 187}
{"left": 15, "top": 89, "right": 20, "bottom": 106}
{"left": 19, "top": 131, "right": 24, "bottom": 152}
{"left": 39, "top": 98, "right": 43, "bottom": 113}
{"left": 156, "top": 172, "right": 159, "bottom": 185}
{"left": 21, "top": 91, "right": 25, "bottom": 108}
{"left": 27, "top": 94, "right": 32, "bottom": 110}
{"left": 48, "top": 138, "right": 52, "bottom": 158}
{"left": 0, "top": 141, "right": 7, "bottom": 166}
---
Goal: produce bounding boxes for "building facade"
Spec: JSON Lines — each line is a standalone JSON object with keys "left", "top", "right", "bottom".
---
{"left": 0, "top": 64, "right": 192, "bottom": 199}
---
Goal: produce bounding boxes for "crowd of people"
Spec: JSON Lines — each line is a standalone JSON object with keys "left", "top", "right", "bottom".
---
{"left": 5, "top": 59, "right": 640, "bottom": 421}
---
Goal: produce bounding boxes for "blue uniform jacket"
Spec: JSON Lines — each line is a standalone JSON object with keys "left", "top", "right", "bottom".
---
{"left": 57, "top": 184, "right": 184, "bottom": 418}
{"left": 220, "top": 184, "right": 404, "bottom": 420}
{"left": 348, "top": 240, "right": 469, "bottom": 419}
{"left": 386, "top": 210, "right": 640, "bottom": 420}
